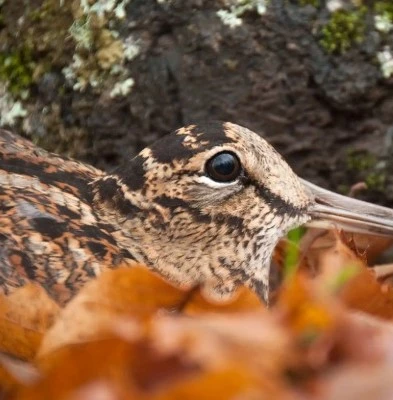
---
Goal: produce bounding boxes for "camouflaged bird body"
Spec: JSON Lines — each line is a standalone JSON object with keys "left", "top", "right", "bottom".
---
{"left": 0, "top": 122, "right": 311, "bottom": 304}
{"left": 0, "top": 130, "right": 136, "bottom": 304}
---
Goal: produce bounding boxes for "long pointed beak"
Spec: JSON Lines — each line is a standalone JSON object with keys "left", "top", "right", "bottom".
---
{"left": 302, "top": 179, "right": 393, "bottom": 236}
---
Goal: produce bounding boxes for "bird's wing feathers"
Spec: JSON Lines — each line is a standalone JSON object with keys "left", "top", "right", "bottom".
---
{"left": 0, "top": 130, "right": 129, "bottom": 304}
{"left": 0, "top": 129, "right": 101, "bottom": 199}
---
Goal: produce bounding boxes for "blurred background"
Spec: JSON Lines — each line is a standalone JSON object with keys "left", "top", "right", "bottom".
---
{"left": 1, "top": 0, "right": 393, "bottom": 205}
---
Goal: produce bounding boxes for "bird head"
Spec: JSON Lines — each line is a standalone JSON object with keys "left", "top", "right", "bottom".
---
{"left": 93, "top": 122, "right": 393, "bottom": 302}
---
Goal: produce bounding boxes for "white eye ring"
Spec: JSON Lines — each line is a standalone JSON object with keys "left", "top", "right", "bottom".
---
{"left": 197, "top": 176, "right": 240, "bottom": 188}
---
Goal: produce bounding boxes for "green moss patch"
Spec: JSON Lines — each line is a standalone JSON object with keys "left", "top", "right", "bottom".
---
{"left": 320, "top": 7, "right": 367, "bottom": 54}
{"left": 0, "top": 47, "right": 35, "bottom": 97}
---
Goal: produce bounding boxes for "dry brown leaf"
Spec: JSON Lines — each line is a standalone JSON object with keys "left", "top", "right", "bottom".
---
{"left": 334, "top": 311, "right": 393, "bottom": 362}
{"left": 23, "top": 312, "right": 294, "bottom": 400}
{"left": 299, "top": 231, "right": 393, "bottom": 318}
{"left": 39, "top": 265, "right": 264, "bottom": 357}
{"left": 152, "top": 368, "right": 267, "bottom": 400}
{"left": 373, "top": 263, "right": 393, "bottom": 281}
{"left": 65, "top": 380, "right": 132, "bottom": 400}
{"left": 38, "top": 266, "right": 186, "bottom": 357}
{"left": 273, "top": 270, "right": 393, "bottom": 397}
{"left": 18, "top": 338, "right": 140, "bottom": 399}
{"left": 31, "top": 282, "right": 393, "bottom": 400}
{"left": 319, "top": 364, "right": 393, "bottom": 400}
{"left": 313, "top": 311, "right": 393, "bottom": 400}
{"left": 340, "top": 268, "right": 393, "bottom": 319}
{"left": 21, "top": 342, "right": 266, "bottom": 400}
{"left": 0, "top": 353, "right": 40, "bottom": 393}
{"left": 302, "top": 227, "right": 393, "bottom": 268}
{"left": 276, "top": 273, "right": 338, "bottom": 339}
{"left": 149, "top": 312, "right": 291, "bottom": 379}
{"left": 14, "top": 261, "right": 393, "bottom": 400}
{"left": 0, "top": 284, "right": 59, "bottom": 360}
{"left": 274, "top": 273, "right": 347, "bottom": 385}
{"left": 303, "top": 230, "right": 365, "bottom": 277}
{"left": 6, "top": 227, "right": 393, "bottom": 399}
{"left": 341, "top": 232, "right": 393, "bottom": 265}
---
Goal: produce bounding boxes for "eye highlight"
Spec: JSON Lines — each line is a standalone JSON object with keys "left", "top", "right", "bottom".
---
{"left": 205, "top": 152, "right": 242, "bottom": 182}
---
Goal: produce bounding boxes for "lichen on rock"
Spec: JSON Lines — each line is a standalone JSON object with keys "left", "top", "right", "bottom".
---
{"left": 0, "top": 84, "right": 27, "bottom": 127}
{"left": 63, "top": 0, "right": 136, "bottom": 93}
{"left": 216, "top": 0, "right": 268, "bottom": 29}
{"left": 377, "top": 46, "right": 393, "bottom": 78}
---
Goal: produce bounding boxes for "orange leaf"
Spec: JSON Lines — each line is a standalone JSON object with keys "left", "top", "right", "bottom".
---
{"left": 20, "top": 338, "right": 266, "bottom": 400}
{"left": 39, "top": 265, "right": 266, "bottom": 357}
{"left": 304, "top": 230, "right": 365, "bottom": 278}
{"left": 276, "top": 274, "right": 337, "bottom": 339}
{"left": 0, "top": 285, "right": 59, "bottom": 360}
{"left": 38, "top": 266, "right": 187, "bottom": 357}
{"left": 305, "top": 231, "right": 393, "bottom": 319}
{"left": 341, "top": 232, "right": 393, "bottom": 265}
{"left": 340, "top": 268, "right": 393, "bottom": 319}
{"left": 24, "top": 312, "right": 292, "bottom": 400}
{"left": 0, "top": 353, "right": 40, "bottom": 393}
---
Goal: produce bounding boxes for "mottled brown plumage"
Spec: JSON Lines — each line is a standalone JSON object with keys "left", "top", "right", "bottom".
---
{"left": 1, "top": 121, "right": 393, "bottom": 305}
{"left": 0, "top": 130, "right": 137, "bottom": 304}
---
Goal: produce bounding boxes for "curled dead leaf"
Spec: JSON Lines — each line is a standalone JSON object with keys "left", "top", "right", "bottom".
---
{"left": 0, "top": 284, "right": 59, "bottom": 360}
{"left": 39, "top": 265, "right": 264, "bottom": 357}
{"left": 38, "top": 266, "right": 186, "bottom": 357}
{"left": 300, "top": 230, "right": 393, "bottom": 319}
{"left": 22, "top": 313, "right": 293, "bottom": 400}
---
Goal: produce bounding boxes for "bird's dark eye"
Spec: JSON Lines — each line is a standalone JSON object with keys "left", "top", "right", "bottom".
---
{"left": 205, "top": 152, "right": 242, "bottom": 182}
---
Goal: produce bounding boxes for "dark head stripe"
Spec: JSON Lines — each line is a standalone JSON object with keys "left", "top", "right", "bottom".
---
{"left": 149, "top": 121, "right": 236, "bottom": 164}
{"left": 93, "top": 177, "right": 142, "bottom": 217}
{"left": 115, "top": 155, "right": 146, "bottom": 191}
{"left": 246, "top": 177, "right": 308, "bottom": 218}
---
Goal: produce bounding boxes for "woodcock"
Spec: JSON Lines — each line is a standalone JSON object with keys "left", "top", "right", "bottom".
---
{"left": 1, "top": 121, "right": 393, "bottom": 305}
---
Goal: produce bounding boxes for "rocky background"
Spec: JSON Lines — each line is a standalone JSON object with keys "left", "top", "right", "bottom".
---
{"left": 1, "top": 0, "right": 393, "bottom": 205}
